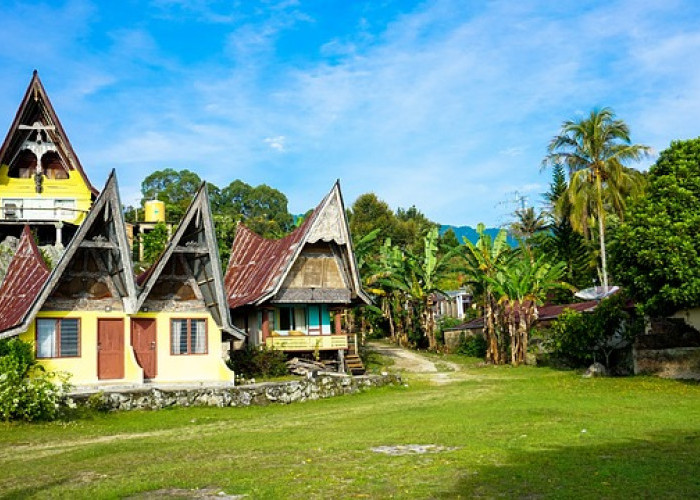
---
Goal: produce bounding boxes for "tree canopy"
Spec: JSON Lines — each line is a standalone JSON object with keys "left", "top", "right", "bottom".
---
{"left": 543, "top": 107, "right": 650, "bottom": 289}
{"left": 141, "top": 168, "right": 205, "bottom": 222}
{"left": 612, "top": 138, "right": 700, "bottom": 316}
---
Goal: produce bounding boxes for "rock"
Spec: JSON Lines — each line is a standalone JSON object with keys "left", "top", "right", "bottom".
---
{"left": 583, "top": 362, "right": 608, "bottom": 378}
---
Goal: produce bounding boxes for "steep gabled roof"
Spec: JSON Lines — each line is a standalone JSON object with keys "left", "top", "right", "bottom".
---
{"left": 225, "top": 181, "right": 370, "bottom": 309}
{"left": 0, "top": 171, "right": 137, "bottom": 339}
{"left": 0, "top": 227, "right": 50, "bottom": 333}
{"left": 0, "top": 71, "right": 98, "bottom": 196}
{"left": 137, "top": 184, "right": 243, "bottom": 339}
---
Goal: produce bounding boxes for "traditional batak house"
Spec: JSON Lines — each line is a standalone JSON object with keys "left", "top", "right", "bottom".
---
{"left": 133, "top": 182, "right": 242, "bottom": 383}
{"left": 225, "top": 182, "right": 370, "bottom": 372}
{"left": 0, "top": 172, "right": 238, "bottom": 386}
{"left": 0, "top": 71, "right": 97, "bottom": 247}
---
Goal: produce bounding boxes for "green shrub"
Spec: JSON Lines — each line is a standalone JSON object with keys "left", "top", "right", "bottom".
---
{"left": 456, "top": 333, "right": 487, "bottom": 358}
{"left": 228, "top": 344, "right": 288, "bottom": 379}
{"left": 545, "top": 293, "right": 643, "bottom": 369}
{"left": 87, "top": 391, "right": 112, "bottom": 412}
{"left": 0, "top": 338, "right": 71, "bottom": 421}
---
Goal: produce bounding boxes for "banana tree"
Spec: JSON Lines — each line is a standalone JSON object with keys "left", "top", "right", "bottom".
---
{"left": 462, "top": 224, "right": 511, "bottom": 364}
{"left": 486, "top": 254, "right": 571, "bottom": 365}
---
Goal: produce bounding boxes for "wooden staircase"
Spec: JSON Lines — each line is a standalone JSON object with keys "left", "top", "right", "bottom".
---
{"left": 345, "top": 354, "right": 365, "bottom": 375}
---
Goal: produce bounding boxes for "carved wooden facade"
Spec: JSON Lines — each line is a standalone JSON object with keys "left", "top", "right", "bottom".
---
{"left": 226, "top": 182, "right": 369, "bottom": 356}
{"left": 0, "top": 72, "right": 96, "bottom": 246}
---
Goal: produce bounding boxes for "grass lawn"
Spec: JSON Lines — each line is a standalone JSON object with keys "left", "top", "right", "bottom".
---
{"left": 1, "top": 362, "right": 699, "bottom": 499}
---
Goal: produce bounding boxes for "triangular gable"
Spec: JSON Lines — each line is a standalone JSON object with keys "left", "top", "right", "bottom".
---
{"left": 137, "top": 184, "right": 242, "bottom": 339}
{"left": 0, "top": 71, "right": 97, "bottom": 196}
{"left": 0, "top": 226, "right": 51, "bottom": 336}
{"left": 225, "top": 181, "right": 370, "bottom": 308}
{"left": 303, "top": 181, "right": 368, "bottom": 303}
{"left": 0, "top": 171, "right": 137, "bottom": 338}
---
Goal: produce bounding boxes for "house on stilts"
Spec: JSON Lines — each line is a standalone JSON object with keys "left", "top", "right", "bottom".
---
{"left": 225, "top": 182, "right": 370, "bottom": 373}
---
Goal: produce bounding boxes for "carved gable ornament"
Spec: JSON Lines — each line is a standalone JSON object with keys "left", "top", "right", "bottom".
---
{"left": 307, "top": 190, "right": 346, "bottom": 245}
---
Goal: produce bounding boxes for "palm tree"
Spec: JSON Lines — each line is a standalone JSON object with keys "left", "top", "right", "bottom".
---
{"left": 543, "top": 107, "right": 650, "bottom": 289}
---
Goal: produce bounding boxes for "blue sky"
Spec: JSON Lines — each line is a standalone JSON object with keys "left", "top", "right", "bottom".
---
{"left": 1, "top": 0, "right": 699, "bottom": 226}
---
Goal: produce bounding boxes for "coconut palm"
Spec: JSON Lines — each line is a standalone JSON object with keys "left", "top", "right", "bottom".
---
{"left": 543, "top": 107, "right": 651, "bottom": 289}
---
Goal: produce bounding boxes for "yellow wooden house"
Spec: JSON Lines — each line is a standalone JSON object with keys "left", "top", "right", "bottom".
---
{"left": 0, "top": 71, "right": 97, "bottom": 246}
{"left": 0, "top": 172, "right": 240, "bottom": 387}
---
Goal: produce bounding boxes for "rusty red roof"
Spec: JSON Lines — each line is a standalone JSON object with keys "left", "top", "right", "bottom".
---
{"left": 224, "top": 212, "right": 316, "bottom": 309}
{"left": 224, "top": 182, "right": 370, "bottom": 309}
{"left": 0, "top": 71, "right": 98, "bottom": 196}
{"left": 445, "top": 300, "right": 599, "bottom": 331}
{"left": 0, "top": 226, "right": 50, "bottom": 332}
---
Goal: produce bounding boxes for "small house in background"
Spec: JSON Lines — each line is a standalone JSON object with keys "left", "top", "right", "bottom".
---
{"left": 0, "top": 172, "right": 239, "bottom": 386}
{"left": 434, "top": 288, "right": 473, "bottom": 320}
{"left": 0, "top": 71, "right": 97, "bottom": 247}
{"left": 225, "top": 182, "right": 370, "bottom": 372}
{"left": 442, "top": 300, "right": 599, "bottom": 353}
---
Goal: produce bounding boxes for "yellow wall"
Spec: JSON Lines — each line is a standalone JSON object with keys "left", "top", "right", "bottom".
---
{"left": 18, "top": 310, "right": 235, "bottom": 386}
{"left": 130, "top": 312, "right": 235, "bottom": 384}
{"left": 19, "top": 310, "right": 143, "bottom": 386}
{"left": 0, "top": 164, "right": 93, "bottom": 225}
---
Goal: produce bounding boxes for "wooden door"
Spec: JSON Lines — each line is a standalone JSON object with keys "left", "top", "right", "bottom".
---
{"left": 98, "top": 318, "right": 124, "bottom": 380}
{"left": 131, "top": 318, "right": 157, "bottom": 379}
{"left": 307, "top": 305, "right": 321, "bottom": 335}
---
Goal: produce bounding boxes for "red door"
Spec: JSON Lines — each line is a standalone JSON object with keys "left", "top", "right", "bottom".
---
{"left": 98, "top": 319, "right": 124, "bottom": 380}
{"left": 131, "top": 318, "right": 157, "bottom": 379}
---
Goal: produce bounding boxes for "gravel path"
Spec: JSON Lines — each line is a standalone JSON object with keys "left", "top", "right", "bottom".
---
{"left": 367, "top": 341, "right": 462, "bottom": 384}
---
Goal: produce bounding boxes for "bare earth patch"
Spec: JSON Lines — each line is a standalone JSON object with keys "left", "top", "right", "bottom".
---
{"left": 126, "top": 488, "right": 246, "bottom": 499}
{"left": 371, "top": 444, "right": 460, "bottom": 456}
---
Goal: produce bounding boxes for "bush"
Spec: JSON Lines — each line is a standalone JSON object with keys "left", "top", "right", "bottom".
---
{"left": 456, "top": 333, "right": 487, "bottom": 358}
{"left": 228, "top": 344, "right": 289, "bottom": 379}
{"left": 0, "top": 338, "right": 70, "bottom": 421}
{"left": 545, "top": 293, "right": 643, "bottom": 370}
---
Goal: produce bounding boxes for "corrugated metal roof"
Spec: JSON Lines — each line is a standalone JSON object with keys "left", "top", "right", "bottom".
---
{"left": 0, "top": 226, "right": 50, "bottom": 332}
{"left": 224, "top": 182, "right": 371, "bottom": 309}
{"left": 224, "top": 212, "right": 316, "bottom": 309}
{"left": 445, "top": 300, "right": 600, "bottom": 331}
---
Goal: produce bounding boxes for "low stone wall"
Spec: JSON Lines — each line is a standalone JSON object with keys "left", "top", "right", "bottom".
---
{"left": 633, "top": 319, "right": 700, "bottom": 379}
{"left": 68, "top": 373, "right": 402, "bottom": 411}
{"left": 443, "top": 329, "right": 482, "bottom": 353}
{"left": 634, "top": 347, "right": 700, "bottom": 379}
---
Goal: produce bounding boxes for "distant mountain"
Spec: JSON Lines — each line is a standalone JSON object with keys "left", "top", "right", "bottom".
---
{"left": 440, "top": 224, "right": 517, "bottom": 247}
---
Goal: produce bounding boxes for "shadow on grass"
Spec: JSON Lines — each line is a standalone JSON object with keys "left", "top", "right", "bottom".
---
{"left": 439, "top": 432, "right": 700, "bottom": 498}
{"left": 4, "top": 477, "right": 70, "bottom": 499}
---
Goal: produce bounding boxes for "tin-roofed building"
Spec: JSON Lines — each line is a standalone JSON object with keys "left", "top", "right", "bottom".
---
{"left": 225, "top": 182, "right": 370, "bottom": 371}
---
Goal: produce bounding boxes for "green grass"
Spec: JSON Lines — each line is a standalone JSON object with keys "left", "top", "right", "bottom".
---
{"left": 1, "top": 365, "right": 699, "bottom": 499}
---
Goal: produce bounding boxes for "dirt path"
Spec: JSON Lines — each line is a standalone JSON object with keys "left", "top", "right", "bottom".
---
{"left": 367, "top": 341, "right": 462, "bottom": 384}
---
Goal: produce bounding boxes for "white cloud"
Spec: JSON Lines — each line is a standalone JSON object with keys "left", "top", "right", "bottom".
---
{"left": 264, "top": 135, "right": 287, "bottom": 152}
{"left": 2, "top": 0, "right": 699, "bottom": 226}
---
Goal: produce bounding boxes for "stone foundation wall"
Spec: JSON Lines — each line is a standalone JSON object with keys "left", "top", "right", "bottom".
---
{"left": 633, "top": 320, "right": 700, "bottom": 379}
{"left": 68, "top": 373, "right": 402, "bottom": 411}
{"left": 443, "top": 329, "right": 482, "bottom": 353}
{"left": 633, "top": 347, "right": 700, "bottom": 379}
